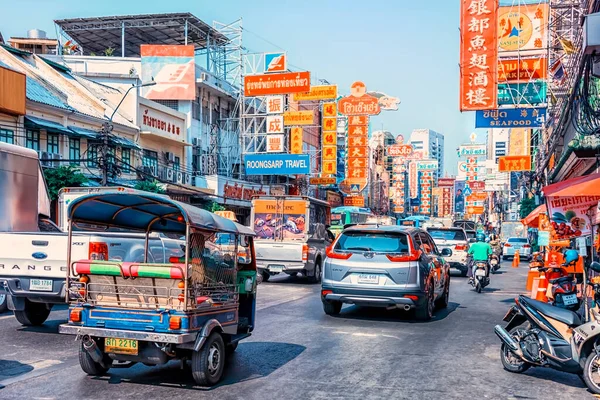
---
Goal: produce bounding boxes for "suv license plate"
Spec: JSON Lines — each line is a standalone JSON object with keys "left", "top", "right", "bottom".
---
{"left": 269, "top": 265, "right": 284, "bottom": 273}
{"left": 563, "top": 294, "right": 578, "bottom": 306}
{"left": 30, "top": 279, "right": 52, "bottom": 291}
{"left": 105, "top": 338, "right": 138, "bottom": 355}
{"left": 357, "top": 274, "right": 379, "bottom": 284}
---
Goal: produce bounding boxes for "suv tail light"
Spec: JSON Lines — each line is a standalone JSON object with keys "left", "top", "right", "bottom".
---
{"left": 523, "top": 244, "right": 531, "bottom": 248}
{"left": 454, "top": 244, "right": 467, "bottom": 251}
{"left": 326, "top": 245, "right": 352, "bottom": 260}
{"left": 302, "top": 244, "right": 309, "bottom": 262}
{"left": 504, "top": 243, "right": 511, "bottom": 247}
{"left": 89, "top": 242, "right": 108, "bottom": 261}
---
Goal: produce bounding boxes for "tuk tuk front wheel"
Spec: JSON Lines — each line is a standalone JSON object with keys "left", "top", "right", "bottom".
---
{"left": 191, "top": 332, "right": 225, "bottom": 386}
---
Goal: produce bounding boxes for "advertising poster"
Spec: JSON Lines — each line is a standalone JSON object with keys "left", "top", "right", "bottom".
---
{"left": 253, "top": 200, "right": 307, "bottom": 240}
{"left": 455, "top": 181, "right": 466, "bottom": 213}
{"left": 475, "top": 107, "right": 546, "bottom": 128}
{"left": 140, "top": 45, "right": 196, "bottom": 100}
{"left": 546, "top": 196, "right": 600, "bottom": 240}
{"left": 498, "top": 4, "right": 549, "bottom": 54}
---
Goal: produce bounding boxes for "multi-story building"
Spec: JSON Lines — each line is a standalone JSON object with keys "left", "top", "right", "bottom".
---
{"left": 486, "top": 128, "right": 509, "bottom": 164}
{"left": 8, "top": 29, "right": 58, "bottom": 55}
{"left": 409, "top": 128, "right": 444, "bottom": 180}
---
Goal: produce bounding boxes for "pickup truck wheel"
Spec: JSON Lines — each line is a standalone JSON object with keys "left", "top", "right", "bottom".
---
{"left": 79, "top": 341, "right": 112, "bottom": 376}
{"left": 0, "top": 294, "right": 7, "bottom": 313}
{"left": 191, "top": 332, "right": 225, "bottom": 386}
{"left": 309, "top": 261, "right": 322, "bottom": 284}
{"left": 261, "top": 271, "right": 270, "bottom": 282}
{"left": 13, "top": 300, "right": 51, "bottom": 326}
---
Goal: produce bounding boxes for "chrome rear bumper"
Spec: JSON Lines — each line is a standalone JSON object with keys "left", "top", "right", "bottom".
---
{"left": 59, "top": 324, "right": 197, "bottom": 344}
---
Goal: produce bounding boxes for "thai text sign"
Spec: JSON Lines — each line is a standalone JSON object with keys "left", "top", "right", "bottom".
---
{"left": 475, "top": 107, "right": 546, "bottom": 128}
{"left": 293, "top": 85, "right": 338, "bottom": 101}
{"left": 338, "top": 81, "right": 381, "bottom": 115}
{"left": 387, "top": 144, "right": 413, "bottom": 157}
{"left": 498, "top": 82, "right": 547, "bottom": 106}
{"left": 139, "top": 100, "right": 186, "bottom": 142}
{"left": 140, "top": 45, "right": 196, "bottom": 100}
{"left": 468, "top": 181, "right": 486, "bottom": 191}
{"left": 417, "top": 160, "right": 439, "bottom": 171}
{"left": 498, "top": 57, "right": 547, "bottom": 82}
{"left": 290, "top": 127, "right": 303, "bottom": 154}
{"left": 310, "top": 177, "right": 336, "bottom": 185}
{"left": 344, "top": 196, "right": 365, "bottom": 207}
{"left": 458, "top": 144, "right": 487, "bottom": 157}
{"left": 459, "top": 0, "right": 498, "bottom": 111}
{"left": 498, "top": 155, "right": 532, "bottom": 172}
{"left": 244, "top": 71, "right": 311, "bottom": 97}
{"left": 438, "top": 178, "right": 456, "bottom": 187}
{"left": 284, "top": 110, "right": 314, "bottom": 126}
{"left": 498, "top": 4, "right": 549, "bottom": 53}
{"left": 245, "top": 154, "right": 310, "bottom": 175}
{"left": 547, "top": 196, "right": 600, "bottom": 239}
{"left": 467, "top": 206, "right": 485, "bottom": 215}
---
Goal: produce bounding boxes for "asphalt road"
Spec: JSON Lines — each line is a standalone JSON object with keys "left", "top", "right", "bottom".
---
{"left": 0, "top": 261, "right": 593, "bottom": 399}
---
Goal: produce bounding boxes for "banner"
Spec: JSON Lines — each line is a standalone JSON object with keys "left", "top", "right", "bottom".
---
{"left": 458, "top": 144, "right": 487, "bottom": 157}
{"left": 455, "top": 181, "right": 466, "bottom": 213}
{"left": 498, "top": 4, "right": 549, "bottom": 54}
{"left": 344, "top": 196, "right": 365, "bottom": 207}
{"left": 547, "top": 196, "right": 600, "bottom": 240}
{"left": 416, "top": 160, "right": 439, "bottom": 171}
{"left": 244, "top": 71, "right": 310, "bottom": 96}
{"left": 284, "top": 110, "right": 314, "bottom": 126}
{"left": 310, "top": 177, "right": 336, "bottom": 185}
{"left": 509, "top": 128, "right": 531, "bottom": 156}
{"left": 459, "top": 0, "right": 498, "bottom": 111}
{"left": 290, "top": 127, "right": 303, "bottom": 154}
{"left": 245, "top": 154, "right": 310, "bottom": 175}
{"left": 498, "top": 155, "right": 532, "bottom": 172}
{"left": 475, "top": 107, "right": 546, "bottom": 128}
{"left": 387, "top": 144, "right": 413, "bottom": 157}
{"left": 293, "top": 85, "right": 338, "bottom": 101}
{"left": 498, "top": 57, "right": 547, "bottom": 82}
{"left": 140, "top": 45, "right": 196, "bottom": 100}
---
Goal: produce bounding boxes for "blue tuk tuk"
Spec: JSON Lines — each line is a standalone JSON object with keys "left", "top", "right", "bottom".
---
{"left": 59, "top": 193, "right": 258, "bottom": 386}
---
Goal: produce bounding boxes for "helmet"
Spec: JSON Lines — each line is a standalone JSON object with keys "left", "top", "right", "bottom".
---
{"left": 564, "top": 249, "right": 580, "bottom": 265}
{"left": 476, "top": 233, "right": 485, "bottom": 242}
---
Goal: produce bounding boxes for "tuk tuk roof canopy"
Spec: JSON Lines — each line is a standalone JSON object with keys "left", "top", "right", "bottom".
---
{"left": 543, "top": 172, "right": 600, "bottom": 197}
{"left": 67, "top": 193, "right": 255, "bottom": 236}
{"left": 521, "top": 204, "right": 547, "bottom": 228}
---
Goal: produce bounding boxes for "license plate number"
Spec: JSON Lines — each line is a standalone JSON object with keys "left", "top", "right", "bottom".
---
{"left": 269, "top": 265, "right": 284, "bottom": 273}
{"left": 562, "top": 294, "right": 578, "bottom": 306}
{"left": 29, "top": 279, "right": 52, "bottom": 291}
{"left": 105, "top": 337, "right": 139, "bottom": 355}
{"left": 357, "top": 274, "right": 379, "bottom": 284}
{"left": 475, "top": 269, "right": 486, "bottom": 277}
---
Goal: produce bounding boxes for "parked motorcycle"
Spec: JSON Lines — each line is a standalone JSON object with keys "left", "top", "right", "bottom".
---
{"left": 490, "top": 254, "right": 500, "bottom": 274}
{"left": 539, "top": 249, "right": 581, "bottom": 311}
{"left": 471, "top": 260, "right": 489, "bottom": 293}
{"left": 494, "top": 259, "right": 600, "bottom": 394}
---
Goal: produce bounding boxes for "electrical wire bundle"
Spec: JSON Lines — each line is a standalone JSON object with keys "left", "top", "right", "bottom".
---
{"left": 571, "top": 54, "right": 600, "bottom": 137}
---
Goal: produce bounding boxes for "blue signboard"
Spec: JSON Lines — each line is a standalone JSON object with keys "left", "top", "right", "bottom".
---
{"left": 475, "top": 107, "right": 546, "bottom": 128}
{"left": 244, "top": 154, "right": 310, "bottom": 175}
{"left": 498, "top": 82, "right": 547, "bottom": 106}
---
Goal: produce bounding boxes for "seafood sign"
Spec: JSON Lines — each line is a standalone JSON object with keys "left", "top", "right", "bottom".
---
{"left": 252, "top": 199, "right": 307, "bottom": 240}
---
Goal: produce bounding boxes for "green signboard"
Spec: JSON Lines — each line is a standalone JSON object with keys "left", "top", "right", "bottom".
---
{"left": 498, "top": 81, "right": 547, "bottom": 106}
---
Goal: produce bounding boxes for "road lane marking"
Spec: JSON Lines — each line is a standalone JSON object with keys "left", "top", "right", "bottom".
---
{"left": 0, "top": 359, "right": 63, "bottom": 386}
{"left": 0, "top": 315, "right": 14, "bottom": 320}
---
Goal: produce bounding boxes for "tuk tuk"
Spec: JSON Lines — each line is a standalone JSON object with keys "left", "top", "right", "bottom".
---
{"left": 59, "top": 193, "right": 258, "bottom": 386}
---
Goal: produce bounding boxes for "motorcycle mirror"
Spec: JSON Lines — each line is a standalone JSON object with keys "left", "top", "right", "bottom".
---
{"left": 590, "top": 262, "right": 600, "bottom": 273}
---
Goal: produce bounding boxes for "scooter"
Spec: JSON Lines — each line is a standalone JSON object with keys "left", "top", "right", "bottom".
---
{"left": 471, "top": 260, "right": 489, "bottom": 293}
{"left": 494, "top": 259, "right": 600, "bottom": 394}
{"left": 490, "top": 254, "right": 500, "bottom": 274}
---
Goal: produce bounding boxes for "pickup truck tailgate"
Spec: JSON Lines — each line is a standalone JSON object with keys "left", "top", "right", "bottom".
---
{"left": 0, "top": 233, "right": 89, "bottom": 279}
{"left": 255, "top": 241, "right": 303, "bottom": 263}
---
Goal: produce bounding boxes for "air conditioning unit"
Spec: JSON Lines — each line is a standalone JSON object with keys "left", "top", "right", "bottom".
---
{"left": 176, "top": 171, "right": 183, "bottom": 184}
{"left": 183, "top": 173, "right": 190, "bottom": 185}
{"left": 40, "top": 151, "right": 52, "bottom": 167}
{"left": 200, "top": 72, "right": 209, "bottom": 81}
{"left": 166, "top": 168, "right": 175, "bottom": 182}
{"left": 164, "top": 152, "right": 175, "bottom": 164}
{"left": 51, "top": 153, "right": 62, "bottom": 168}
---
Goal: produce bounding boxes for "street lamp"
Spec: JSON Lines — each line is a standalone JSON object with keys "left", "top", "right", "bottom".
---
{"left": 109, "top": 80, "right": 156, "bottom": 122}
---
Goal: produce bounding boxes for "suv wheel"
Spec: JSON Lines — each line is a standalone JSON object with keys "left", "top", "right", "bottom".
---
{"left": 415, "top": 282, "right": 434, "bottom": 321}
{"left": 435, "top": 278, "right": 450, "bottom": 310}
{"left": 323, "top": 301, "right": 342, "bottom": 315}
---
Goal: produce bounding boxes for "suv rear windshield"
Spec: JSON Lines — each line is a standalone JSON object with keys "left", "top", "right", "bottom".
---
{"left": 335, "top": 231, "right": 409, "bottom": 253}
{"left": 465, "top": 231, "right": 476, "bottom": 239}
{"left": 428, "top": 229, "right": 466, "bottom": 241}
{"left": 508, "top": 238, "right": 528, "bottom": 243}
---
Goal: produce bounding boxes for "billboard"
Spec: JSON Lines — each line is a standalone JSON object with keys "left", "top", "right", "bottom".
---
{"left": 498, "top": 57, "right": 547, "bottom": 82}
{"left": 264, "top": 52, "right": 287, "bottom": 73}
{"left": 244, "top": 71, "right": 310, "bottom": 97}
{"left": 498, "top": 82, "right": 547, "bottom": 106}
{"left": 140, "top": 45, "right": 196, "bottom": 100}
{"left": 455, "top": 181, "right": 466, "bottom": 213}
{"left": 245, "top": 154, "right": 310, "bottom": 175}
{"left": 498, "top": 4, "right": 549, "bottom": 54}
{"left": 475, "top": 107, "right": 546, "bottom": 128}
{"left": 283, "top": 110, "right": 314, "bottom": 126}
{"left": 293, "top": 85, "right": 338, "bottom": 101}
{"left": 458, "top": 144, "right": 487, "bottom": 157}
{"left": 338, "top": 81, "right": 381, "bottom": 115}
{"left": 459, "top": 0, "right": 498, "bottom": 111}
{"left": 387, "top": 144, "right": 413, "bottom": 157}
{"left": 498, "top": 155, "right": 532, "bottom": 172}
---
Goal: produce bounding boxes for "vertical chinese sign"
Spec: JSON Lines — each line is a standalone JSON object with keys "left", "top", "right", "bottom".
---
{"left": 459, "top": 0, "right": 498, "bottom": 111}
{"left": 322, "top": 102, "right": 337, "bottom": 176}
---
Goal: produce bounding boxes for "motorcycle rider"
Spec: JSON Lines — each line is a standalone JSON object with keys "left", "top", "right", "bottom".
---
{"left": 467, "top": 232, "right": 494, "bottom": 283}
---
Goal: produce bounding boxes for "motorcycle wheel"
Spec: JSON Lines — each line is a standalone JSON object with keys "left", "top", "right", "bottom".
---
{"left": 475, "top": 279, "right": 482, "bottom": 293}
{"left": 583, "top": 352, "right": 600, "bottom": 394}
{"left": 500, "top": 327, "right": 531, "bottom": 373}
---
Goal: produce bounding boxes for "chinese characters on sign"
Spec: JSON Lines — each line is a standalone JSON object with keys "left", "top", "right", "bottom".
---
{"left": 321, "top": 102, "right": 338, "bottom": 176}
{"left": 266, "top": 95, "right": 284, "bottom": 114}
{"left": 498, "top": 57, "right": 547, "bottom": 82}
{"left": 498, "top": 155, "right": 532, "bottom": 172}
{"left": 267, "top": 134, "right": 284, "bottom": 153}
{"left": 498, "top": 4, "right": 549, "bottom": 53}
{"left": 344, "top": 196, "right": 365, "bottom": 207}
{"left": 459, "top": 0, "right": 498, "bottom": 111}
{"left": 290, "top": 127, "right": 303, "bottom": 154}
{"left": 475, "top": 107, "right": 546, "bottom": 128}
{"left": 420, "top": 171, "right": 434, "bottom": 215}
{"left": 266, "top": 115, "right": 284, "bottom": 134}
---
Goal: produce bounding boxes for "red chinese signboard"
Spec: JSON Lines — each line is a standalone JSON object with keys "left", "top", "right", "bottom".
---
{"left": 498, "top": 155, "right": 532, "bottom": 172}
{"left": 498, "top": 57, "right": 547, "bottom": 82}
{"left": 459, "top": 0, "right": 498, "bottom": 111}
{"left": 338, "top": 81, "right": 381, "bottom": 116}
{"left": 468, "top": 181, "right": 486, "bottom": 191}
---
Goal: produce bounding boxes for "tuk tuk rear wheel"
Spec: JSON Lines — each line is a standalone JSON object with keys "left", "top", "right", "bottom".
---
{"left": 191, "top": 332, "right": 225, "bottom": 386}
{"left": 78, "top": 341, "right": 112, "bottom": 376}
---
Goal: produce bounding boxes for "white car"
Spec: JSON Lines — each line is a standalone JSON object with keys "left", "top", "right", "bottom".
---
{"left": 427, "top": 227, "right": 470, "bottom": 276}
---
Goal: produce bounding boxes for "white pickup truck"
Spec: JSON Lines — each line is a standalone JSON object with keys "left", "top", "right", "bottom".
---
{"left": 0, "top": 180, "right": 184, "bottom": 326}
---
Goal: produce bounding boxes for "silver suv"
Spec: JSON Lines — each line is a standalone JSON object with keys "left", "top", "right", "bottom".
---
{"left": 321, "top": 225, "right": 452, "bottom": 320}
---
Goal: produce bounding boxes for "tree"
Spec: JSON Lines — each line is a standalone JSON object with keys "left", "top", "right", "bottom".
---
{"left": 134, "top": 179, "right": 166, "bottom": 194}
{"left": 518, "top": 196, "right": 537, "bottom": 220}
{"left": 43, "top": 166, "right": 88, "bottom": 201}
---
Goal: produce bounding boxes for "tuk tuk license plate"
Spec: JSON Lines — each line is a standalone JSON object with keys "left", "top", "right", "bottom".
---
{"left": 29, "top": 279, "right": 52, "bottom": 291}
{"left": 358, "top": 274, "right": 379, "bottom": 284}
{"left": 563, "top": 294, "right": 578, "bottom": 306}
{"left": 105, "top": 338, "right": 138, "bottom": 355}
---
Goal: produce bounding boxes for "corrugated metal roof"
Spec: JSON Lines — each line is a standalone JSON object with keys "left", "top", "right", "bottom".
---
{"left": 26, "top": 76, "right": 73, "bottom": 110}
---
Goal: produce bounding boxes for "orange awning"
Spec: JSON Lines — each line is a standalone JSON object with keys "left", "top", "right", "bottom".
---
{"left": 543, "top": 172, "right": 600, "bottom": 197}
{"left": 521, "top": 204, "right": 547, "bottom": 228}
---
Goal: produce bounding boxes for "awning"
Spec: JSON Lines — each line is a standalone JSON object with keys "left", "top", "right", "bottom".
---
{"left": 111, "top": 135, "right": 141, "bottom": 150}
{"left": 68, "top": 126, "right": 100, "bottom": 140}
{"left": 140, "top": 131, "right": 192, "bottom": 147}
{"left": 543, "top": 172, "right": 600, "bottom": 197}
{"left": 25, "top": 116, "right": 72, "bottom": 135}
{"left": 522, "top": 204, "right": 546, "bottom": 228}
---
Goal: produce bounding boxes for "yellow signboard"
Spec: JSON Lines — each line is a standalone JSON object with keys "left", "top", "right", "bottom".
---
{"left": 322, "top": 145, "right": 337, "bottom": 161}
{"left": 309, "top": 177, "right": 336, "bottom": 185}
{"left": 284, "top": 110, "right": 314, "bottom": 126}
{"left": 290, "top": 127, "right": 303, "bottom": 154}
{"left": 293, "top": 85, "right": 338, "bottom": 101}
{"left": 322, "top": 102, "right": 337, "bottom": 117}
{"left": 322, "top": 160, "right": 337, "bottom": 175}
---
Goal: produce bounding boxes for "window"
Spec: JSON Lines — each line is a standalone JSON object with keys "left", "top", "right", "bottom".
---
{"left": 508, "top": 238, "right": 529, "bottom": 244}
{"left": 26, "top": 129, "right": 40, "bottom": 151}
{"left": 0, "top": 128, "right": 14, "bottom": 144}
{"left": 418, "top": 233, "right": 438, "bottom": 255}
{"left": 69, "top": 138, "right": 80, "bottom": 165}
{"left": 174, "top": 156, "right": 180, "bottom": 172}
{"left": 334, "top": 231, "right": 410, "bottom": 253}
{"left": 143, "top": 150, "right": 159, "bottom": 171}
{"left": 121, "top": 148, "right": 131, "bottom": 173}
{"left": 428, "top": 229, "right": 466, "bottom": 241}
{"left": 496, "top": 142, "right": 507, "bottom": 149}
{"left": 87, "top": 143, "right": 97, "bottom": 167}
{"left": 47, "top": 134, "right": 59, "bottom": 154}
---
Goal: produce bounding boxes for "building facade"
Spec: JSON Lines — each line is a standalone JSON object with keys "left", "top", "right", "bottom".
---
{"left": 409, "top": 128, "right": 444, "bottom": 179}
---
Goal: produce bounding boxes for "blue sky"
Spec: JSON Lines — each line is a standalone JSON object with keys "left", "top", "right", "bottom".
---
{"left": 1, "top": 0, "right": 478, "bottom": 174}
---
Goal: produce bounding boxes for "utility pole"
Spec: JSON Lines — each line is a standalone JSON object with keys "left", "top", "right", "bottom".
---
{"left": 100, "top": 121, "right": 112, "bottom": 186}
